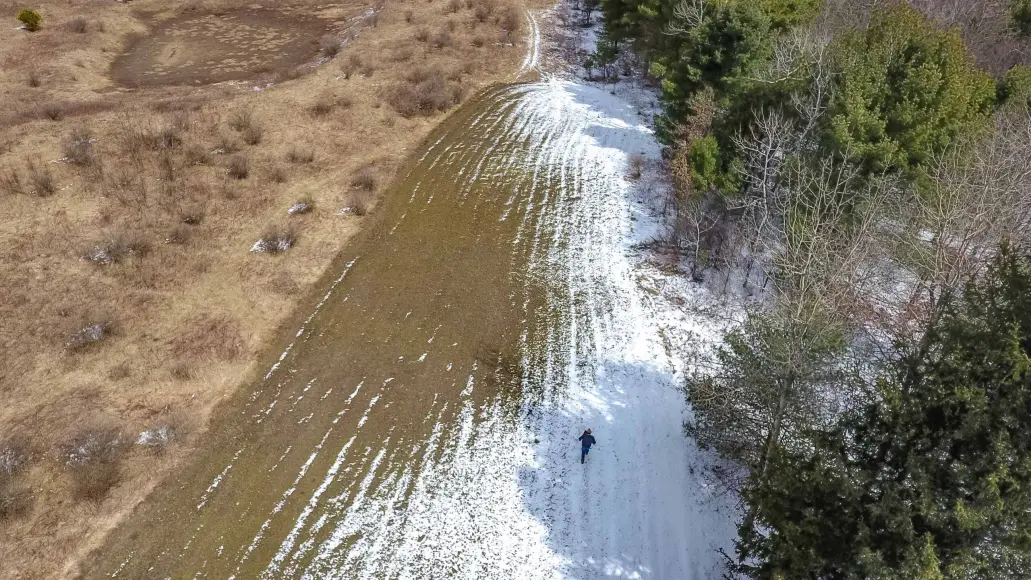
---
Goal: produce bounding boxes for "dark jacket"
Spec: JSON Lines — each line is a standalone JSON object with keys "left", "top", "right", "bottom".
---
{"left": 578, "top": 432, "right": 596, "bottom": 448}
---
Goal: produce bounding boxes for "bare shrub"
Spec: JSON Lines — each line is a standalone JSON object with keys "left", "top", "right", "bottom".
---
{"left": 251, "top": 225, "right": 297, "bottom": 254}
{"left": 351, "top": 166, "right": 378, "bottom": 191}
{"left": 0, "top": 482, "right": 32, "bottom": 521}
{"left": 154, "top": 124, "right": 183, "bottom": 150}
{"left": 499, "top": 6, "right": 521, "bottom": 37}
{"left": 392, "top": 46, "right": 415, "bottom": 62}
{"left": 66, "top": 17, "right": 88, "bottom": 33}
{"left": 171, "top": 314, "right": 243, "bottom": 361}
{"left": 184, "top": 144, "right": 211, "bottom": 166}
{"left": 628, "top": 153, "right": 645, "bottom": 179}
{"left": 165, "top": 225, "right": 190, "bottom": 245}
{"left": 107, "top": 362, "right": 131, "bottom": 380}
{"left": 26, "top": 159, "right": 56, "bottom": 196}
{"left": 320, "top": 35, "right": 342, "bottom": 57}
{"left": 270, "top": 166, "right": 288, "bottom": 183}
{"left": 228, "top": 109, "right": 254, "bottom": 132}
{"left": 214, "top": 133, "right": 240, "bottom": 154}
{"left": 242, "top": 125, "right": 263, "bottom": 146}
{"left": 169, "top": 362, "right": 192, "bottom": 380}
{"left": 1, "top": 164, "right": 22, "bottom": 194}
{"left": 431, "top": 29, "right": 453, "bottom": 48}
{"left": 180, "top": 209, "right": 204, "bottom": 225}
{"left": 404, "top": 9, "right": 414, "bottom": 22}
{"left": 389, "top": 67, "right": 461, "bottom": 117}
{"left": 474, "top": 1, "right": 494, "bottom": 22}
{"left": 227, "top": 154, "right": 249, "bottom": 179}
{"left": 81, "top": 231, "right": 150, "bottom": 265}
{"left": 446, "top": 0, "right": 463, "bottom": 13}
{"left": 309, "top": 96, "right": 335, "bottom": 116}
{"left": 39, "top": 102, "right": 66, "bottom": 121}
{"left": 344, "top": 190, "right": 369, "bottom": 216}
{"left": 415, "top": 27, "right": 430, "bottom": 42}
{"left": 472, "top": 35, "right": 485, "bottom": 47}
{"left": 286, "top": 146, "right": 314, "bottom": 164}
{"left": 27, "top": 69, "right": 41, "bottom": 87}
{"left": 62, "top": 126, "right": 97, "bottom": 166}
{"left": 61, "top": 423, "right": 123, "bottom": 501}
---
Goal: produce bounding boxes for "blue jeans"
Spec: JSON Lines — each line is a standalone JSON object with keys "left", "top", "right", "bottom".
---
{"left": 581, "top": 446, "right": 591, "bottom": 460}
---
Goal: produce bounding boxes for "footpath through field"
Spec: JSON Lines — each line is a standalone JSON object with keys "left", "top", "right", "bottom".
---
{"left": 84, "top": 61, "right": 736, "bottom": 580}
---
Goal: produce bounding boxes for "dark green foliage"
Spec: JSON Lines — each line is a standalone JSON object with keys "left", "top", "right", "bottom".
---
{"left": 735, "top": 245, "right": 1031, "bottom": 579}
{"left": 826, "top": 4, "right": 995, "bottom": 174}
{"left": 17, "top": 8, "right": 41, "bottom": 31}
{"left": 999, "top": 65, "right": 1031, "bottom": 108}
{"left": 1013, "top": 0, "right": 1031, "bottom": 36}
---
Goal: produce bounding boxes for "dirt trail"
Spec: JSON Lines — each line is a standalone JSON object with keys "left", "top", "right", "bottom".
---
{"left": 83, "top": 75, "right": 736, "bottom": 578}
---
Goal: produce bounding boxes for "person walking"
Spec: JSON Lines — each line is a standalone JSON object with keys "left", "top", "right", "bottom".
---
{"left": 578, "top": 429, "right": 596, "bottom": 464}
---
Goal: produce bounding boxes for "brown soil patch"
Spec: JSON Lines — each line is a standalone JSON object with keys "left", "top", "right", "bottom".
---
{"left": 111, "top": 8, "right": 336, "bottom": 87}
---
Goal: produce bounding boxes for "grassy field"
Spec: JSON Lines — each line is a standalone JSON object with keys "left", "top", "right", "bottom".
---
{"left": 0, "top": 0, "right": 530, "bottom": 576}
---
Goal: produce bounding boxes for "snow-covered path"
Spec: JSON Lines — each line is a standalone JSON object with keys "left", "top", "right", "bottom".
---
{"left": 87, "top": 78, "right": 736, "bottom": 579}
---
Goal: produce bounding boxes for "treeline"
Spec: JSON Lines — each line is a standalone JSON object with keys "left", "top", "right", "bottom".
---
{"left": 592, "top": 0, "right": 1031, "bottom": 577}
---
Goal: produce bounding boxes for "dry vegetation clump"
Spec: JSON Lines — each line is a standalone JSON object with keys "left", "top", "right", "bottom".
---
{"left": 39, "top": 102, "right": 66, "bottom": 121}
{"left": 65, "top": 16, "right": 88, "bottom": 34}
{"left": 214, "top": 133, "right": 240, "bottom": 154}
{"left": 227, "top": 154, "right": 249, "bottom": 179}
{"left": 228, "top": 108, "right": 254, "bottom": 132}
{"left": 319, "top": 35, "right": 342, "bottom": 57}
{"left": 388, "top": 66, "right": 466, "bottom": 117}
{"left": 270, "top": 165, "right": 288, "bottom": 183}
{"left": 170, "top": 314, "right": 244, "bottom": 362}
{"left": 242, "top": 124, "right": 263, "bottom": 145}
{"left": 26, "top": 159, "right": 56, "bottom": 196}
{"left": 251, "top": 225, "right": 297, "bottom": 254}
{"left": 60, "top": 423, "right": 123, "bottom": 502}
{"left": 27, "top": 69, "right": 41, "bottom": 88}
{"left": 309, "top": 95, "right": 336, "bottom": 116}
{"left": 628, "top": 152, "right": 645, "bottom": 179}
{"left": 286, "top": 145, "right": 314, "bottom": 164}
{"left": 431, "top": 28, "right": 453, "bottom": 48}
{"left": 62, "top": 126, "right": 98, "bottom": 166}
{"left": 350, "top": 165, "right": 378, "bottom": 191}
{"left": 81, "top": 231, "right": 150, "bottom": 265}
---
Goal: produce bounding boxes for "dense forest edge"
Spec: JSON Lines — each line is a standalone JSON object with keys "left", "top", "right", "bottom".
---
{"left": 584, "top": 0, "right": 1031, "bottom": 577}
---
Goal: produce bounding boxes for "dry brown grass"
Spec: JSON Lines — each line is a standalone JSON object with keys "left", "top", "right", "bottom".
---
{"left": 0, "top": 0, "right": 532, "bottom": 576}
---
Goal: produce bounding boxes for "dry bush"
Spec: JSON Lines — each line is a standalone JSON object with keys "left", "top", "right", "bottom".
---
{"left": 39, "top": 102, "right": 66, "bottom": 121}
{"left": 65, "top": 17, "right": 88, "bottom": 33}
{"left": 474, "top": 0, "right": 494, "bottom": 22}
{"left": 320, "top": 35, "right": 342, "bottom": 57}
{"left": 170, "top": 314, "right": 243, "bottom": 361}
{"left": 389, "top": 67, "right": 463, "bottom": 117}
{"left": 214, "top": 133, "right": 240, "bottom": 154}
{"left": 154, "top": 124, "right": 183, "bottom": 150}
{"left": 270, "top": 165, "right": 288, "bottom": 183}
{"left": 242, "top": 124, "right": 263, "bottom": 146}
{"left": 184, "top": 144, "right": 212, "bottom": 166}
{"left": 346, "top": 190, "right": 370, "bottom": 216}
{"left": 62, "top": 126, "right": 97, "bottom": 166}
{"left": 431, "top": 28, "right": 453, "bottom": 48}
{"left": 0, "top": 481, "right": 32, "bottom": 521}
{"left": 169, "top": 362, "right": 192, "bottom": 380}
{"left": 81, "top": 230, "right": 150, "bottom": 265}
{"left": 286, "top": 145, "right": 314, "bottom": 164}
{"left": 165, "top": 225, "right": 190, "bottom": 245}
{"left": 1, "top": 164, "right": 22, "bottom": 194}
{"left": 26, "top": 159, "right": 56, "bottom": 196}
{"left": 350, "top": 166, "right": 378, "bottom": 191}
{"left": 227, "top": 154, "right": 249, "bottom": 179}
{"left": 628, "top": 153, "right": 645, "bottom": 179}
{"left": 392, "top": 46, "right": 415, "bottom": 62}
{"left": 61, "top": 423, "right": 124, "bottom": 502}
{"left": 498, "top": 5, "right": 521, "bottom": 37}
{"left": 415, "top": 27, "right": 430, "bottom": 42}
{"left": 228, "top": 109, "right": 254, "bottom": 132}
{"left": 404, "top": 9, "right": 414, "bottom": 22}
{"left": 107, "top": 362, "right": 131, "bottom": 380}
{"left": 309, "top": 95, "right": 335, "bottom": 116}
{"left": 251, "top": 225, "right": 297, "bottom": 254}
{"left": 446, "top": 0, "right": 464, "bottom": 13}
{"left": 472, "top": 35, "right": 486, "bottom": 47}
{"left": 27, "top": 69, "right": 41, "bottom": 88}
